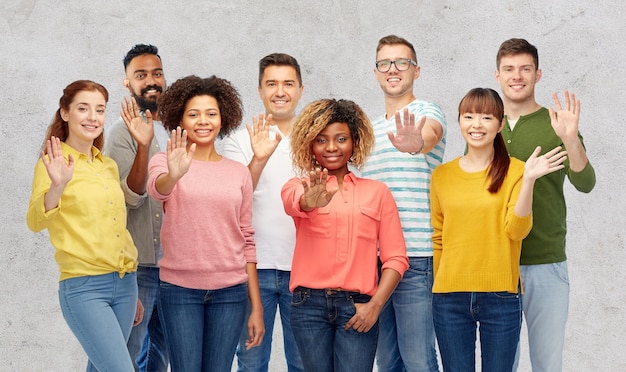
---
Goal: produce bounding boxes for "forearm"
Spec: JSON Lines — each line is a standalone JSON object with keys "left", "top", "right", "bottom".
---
{"left": 369, "top": 268, "right": 401, "bottom": 310}
{"left": 421, "top": 119, "right": 444, "bottom": 154}
{"left": 245, "top": 262, "right": 263, "bottom": 313}
{"left": 154, "top": 172, "right": 180, "bottom": 196}
{"left": 247, "top": 156, "right": 268, "bottom": 190}
{"left": 514, "top": 177, "right": 536, "bottom": 217}
{"left": 43, "top": 184, "right": 66, "bottom": 212}
{"left": 125, "top": 144, "right": 151, "bottom": 194}
{"left": 562, "top": 137, "right": 588, "bottom": 172}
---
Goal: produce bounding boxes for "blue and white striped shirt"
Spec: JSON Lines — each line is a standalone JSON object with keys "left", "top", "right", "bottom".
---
{"left": 362, "top": 99, "right": 447, "bottom": 256}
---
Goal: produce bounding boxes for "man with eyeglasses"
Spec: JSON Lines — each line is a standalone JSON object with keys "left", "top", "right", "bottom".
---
{"left": 362, "top": 34, "right": 446, "bottom": 372}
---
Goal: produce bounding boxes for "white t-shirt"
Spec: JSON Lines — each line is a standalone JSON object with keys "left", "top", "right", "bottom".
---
{"left": 222, "top": 126, "right": 297, "bottom": 270}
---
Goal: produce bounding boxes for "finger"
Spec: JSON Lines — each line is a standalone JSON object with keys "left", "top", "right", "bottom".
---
{"left": 564, "top": 90, "right": 571, "bottom": 111}
{"left": 320, "top": 168, "right": 329, "bottom": 184}
{"left": 67, "top": 153, "right": 74, "bottom": 168}
{"left": 265, "top": 113, "right": 273, "bottom": 126}
{"left": 416, "top": 115, "right": 426, "bottom": 132}
{"left": 175, "top": 127, "right": 183, "bottom": 148}
{"left": 326, "top": 187, "right": 339, "bottom": 200}
{"left": 403, "top": 108, "right": 411, "bottom": 127}
{"left": 252, "top": 115, "right": 260, "bottom": 133}
{"left": 548, "top": 107, "right": 557, "bottom": 123}
{"left": 542, "top": 146, "right": 562, "bottom": 159}
{"left": 530, "top": 146, "right": 542, "bottom": 159}
{"left": 394, "top": 111, "right": 403, "bottom": 131}
{"left": 552, "top": 92, "right": 563, "bottom": 111}
{"left": 570, "top": 92, "right": 580, "bottom": 116}
{"left": 131, "top": 97, "right": 140, "bottom": 116}
{"left": 181, "top": 128, "right": 189, "bottom": 149}
{"left": 51, "top": 137, "right": 62, "bottom": 158}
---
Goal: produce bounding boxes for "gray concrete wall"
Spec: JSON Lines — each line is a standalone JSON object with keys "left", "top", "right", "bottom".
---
{"left": 1, "top": 1, "right": 624, "bottom": 370}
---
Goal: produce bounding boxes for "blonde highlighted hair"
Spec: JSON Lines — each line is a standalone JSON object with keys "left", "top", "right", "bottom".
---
{"left": 290, "top": 99, "right": 374, "bottom": 174}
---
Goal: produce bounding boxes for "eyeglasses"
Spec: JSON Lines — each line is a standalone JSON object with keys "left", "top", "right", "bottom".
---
{"left": 375, "top": 58, "right": 418, "bottom": 72}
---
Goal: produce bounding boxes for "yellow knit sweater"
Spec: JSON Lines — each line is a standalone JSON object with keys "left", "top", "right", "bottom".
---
{"left": 430, "top": 157, "right": 532, "bottom": 294}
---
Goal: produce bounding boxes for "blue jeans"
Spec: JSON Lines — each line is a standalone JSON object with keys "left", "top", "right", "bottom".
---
{"left": 59, "top": 272, "right": 138, "bottom": 372}
{"left": 290, "top": 287, "right": 378, "bottom": 372}
{"left": 158, "top": 281, "right": 248, "bottom": 372}
{"left": 376, "top": 256, "right": 439, "bottom": 372}
{"left": 127, "top": 266, "right": 168, "bottom": 372}
{"left": 433, "top": 291, "right": 522, "bottom": 372}
{"left": 236, "top": 269, "right": 303, "bottom": 372}
{"left": 513, "top": 261, "right": 569, "bottom": 372}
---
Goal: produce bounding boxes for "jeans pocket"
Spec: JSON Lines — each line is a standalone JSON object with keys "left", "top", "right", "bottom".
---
{"left": 492, "top": 291, "right": 520, "bottom": 300}
{"left": 551, "top": 261, "right": 570, "bottom": 285}
{"left": 291, "top": 290, "right": 309, "bottom": 307}
{"left": 60, "top": 275, "right": 92, "bottom": 291}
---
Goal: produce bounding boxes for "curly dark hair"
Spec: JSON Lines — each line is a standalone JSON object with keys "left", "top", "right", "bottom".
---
{"left": 157, "top": 75, "right": 243, "bottom": 138}
{"left": 290, "top": 99, "right": 374, "bottom": 174}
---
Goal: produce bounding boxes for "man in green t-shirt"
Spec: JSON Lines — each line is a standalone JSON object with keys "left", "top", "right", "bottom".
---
{"left": 495, "top": 38, "right": 596, "bottom": 372}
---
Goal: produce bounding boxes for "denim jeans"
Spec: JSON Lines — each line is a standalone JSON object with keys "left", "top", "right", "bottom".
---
{"left": 59, "top": 272, "right": 138, "bottom": 372}
{"left": 513, "top": 261, "right": 569, "bottom": 372}
{"left": 433, "top": 291, "right": 522, "bottom": 372}
{"left": 376, "top": 256, "right": 439, "bottom": 372}
{"left": 290, "top": 287, "right": 378, "bottom": 372}
{"left": 127, "top": 266, "right": 168, "bottom": 372}
{"left": 158, "top": 281, "right": 248, "bottom": 372}
{"left": 236, "top": 269, "right": 303, "bottom": 372}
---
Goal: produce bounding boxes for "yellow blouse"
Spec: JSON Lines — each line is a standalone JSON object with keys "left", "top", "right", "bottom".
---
{"left": 27, "top": 142, "right": 137, "bottom": 281}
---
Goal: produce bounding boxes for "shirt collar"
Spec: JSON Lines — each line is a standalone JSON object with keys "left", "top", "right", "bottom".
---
{"left": 60, "top": 141, "right": 103, "bottom": 161}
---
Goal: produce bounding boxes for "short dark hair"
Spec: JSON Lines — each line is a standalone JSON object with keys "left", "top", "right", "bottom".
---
{"left": 496, "top": 38, "right": 539, "bottom": 70}
{"left": 123, "top": 44, "right": 161, "bottom": 70}
{"left": 158, "top": 75, "right": 243, "bottom": 139}
{"left": 258, "top": 53, "right": 302, "bottom": 87}
{"left": 376, "top": 35, "right": 417, "bottom": 62}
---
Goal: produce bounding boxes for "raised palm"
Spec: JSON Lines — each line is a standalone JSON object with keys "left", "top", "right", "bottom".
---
{"left": 121, "top": 96, "right": 154, "bottom": 147}
{"left": 166, "top": 127, "right": 195, "bottom": 181}
{"left": 247, "top": 113, "right": 281, "bottom": 161}
{"left": 300, "top": 168, "right": 338, "bottom": 210}
{"left": 387, "top": 108, "right": 426, "bottom": 152}
{"left": 41, "top": 136, "right": 74, "bottom": 187}
{"left": 549, "top": 91, "right": 580, "bottom": 143}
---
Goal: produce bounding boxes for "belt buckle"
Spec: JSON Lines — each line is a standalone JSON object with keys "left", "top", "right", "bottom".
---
{"left": 325, "top": 288, "right": 341, "bottom": 295}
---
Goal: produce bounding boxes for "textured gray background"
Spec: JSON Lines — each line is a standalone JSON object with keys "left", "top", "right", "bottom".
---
{"left": 1, "top": 1, "right": 624, "bottom": 371}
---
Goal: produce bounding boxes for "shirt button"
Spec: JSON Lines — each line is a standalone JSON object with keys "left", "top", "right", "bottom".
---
{"left": 507, "top": 140, "right": 511, "bottom": 144}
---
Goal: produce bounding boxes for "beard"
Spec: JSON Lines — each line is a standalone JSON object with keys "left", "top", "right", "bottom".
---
{"left": 131, "top": 85, "right": 163, "bottom": 113}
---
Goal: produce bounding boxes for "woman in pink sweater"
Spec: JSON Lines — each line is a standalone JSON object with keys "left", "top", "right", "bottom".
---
{"left": 281, "top": 99, "right": 409, "bottom": 372}
{"left": 145, "top": 75, "right": 264, "bottom": 371}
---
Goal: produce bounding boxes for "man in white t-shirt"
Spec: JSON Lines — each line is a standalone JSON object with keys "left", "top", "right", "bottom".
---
{"left": 222, "top": 53, "right": 305, "bottom": 372}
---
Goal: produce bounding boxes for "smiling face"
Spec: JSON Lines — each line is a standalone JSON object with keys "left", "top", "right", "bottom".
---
{"left": 124, "top": 54, "right": 165, "bottom": 112}
{"left": 374, "top": 44, "right": 420, "bottom": 99}
{"left": 180, "top": 95, "right": 221, "bottom": 147}
{"left": 258, "top": 65, "right": 303, "bottom": 125}
{"left": 61, "top": 90, "right": 106, "bottom": 152}
{"left": 459, "top": 112, "right": 503, "bottom": 151}
{"left": 495, "top": 53, "right": 541, "bottom": 104}
{"left": 312, "top": 122, "right": 353, "bottom": 179}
